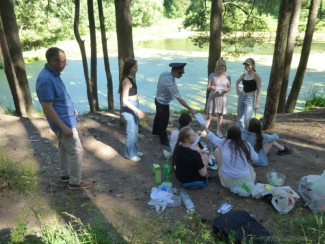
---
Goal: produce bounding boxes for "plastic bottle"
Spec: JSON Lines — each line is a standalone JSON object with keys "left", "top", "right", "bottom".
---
{"left": 153, "top": 164, "right": 161, "bottom": 185}
{"left": 164, "top": 159, "right": 171, "bottom": 182}
{"left": 180, "top": 191, "right": 195, "bottom": 212}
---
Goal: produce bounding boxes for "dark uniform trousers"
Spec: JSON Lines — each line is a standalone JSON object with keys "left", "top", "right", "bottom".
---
{"left": 152, "top": 98, "right": 169, "bottom": 144}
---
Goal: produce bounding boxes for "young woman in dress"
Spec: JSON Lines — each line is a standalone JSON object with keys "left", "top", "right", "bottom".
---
{"left": 241, "top": 118, "right": 292, "bottom": 166}
{"left": 202, "top": 124, "right": 258, "bottom": 190}
{"left": 236, "top": 58, "right": 261, "bottom": 130}
{"left": 172, "top": 127, "right": 209, "bottom": 189}
{"left": 206, "top": 58, "right": 231, "bottom": 137}
{"left": 118, "top": 58, "right": 145, "bottom": 162}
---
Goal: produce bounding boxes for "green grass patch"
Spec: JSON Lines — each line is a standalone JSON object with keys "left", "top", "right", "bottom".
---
{"left": 23, "top": 56, "right": 43, "bottom": 63}
{"left": 0, "top": 148, "right": 37, "bottom": 192}
{"left": 304, "top": 87, "right": 325, "bottom": 111}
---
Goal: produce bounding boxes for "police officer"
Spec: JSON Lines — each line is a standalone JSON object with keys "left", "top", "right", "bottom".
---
{"left": 152, "top": 63, "right": 195, "bottom": 146}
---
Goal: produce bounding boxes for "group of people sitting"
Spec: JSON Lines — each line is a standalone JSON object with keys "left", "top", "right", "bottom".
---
{"left": 171, "top": 113, "right": 292, "bottom": 190}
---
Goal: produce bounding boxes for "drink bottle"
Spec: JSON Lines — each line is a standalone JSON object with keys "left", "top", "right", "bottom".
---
{"left": 153, "top": 164, "right": 161, "bottom": 185}
{"left": 180, "top": 191, "right": 195, "bottom": 212}
{"left": 163, "top": 160, "right": 171, "bottom": 182}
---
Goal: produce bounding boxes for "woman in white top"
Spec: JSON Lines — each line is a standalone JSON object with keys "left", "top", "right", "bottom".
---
{"left": 206, "top": 58, "right": 231, "bottom": 137}
{"left": 202, "top": 124, "right": 258, "bottom": 190}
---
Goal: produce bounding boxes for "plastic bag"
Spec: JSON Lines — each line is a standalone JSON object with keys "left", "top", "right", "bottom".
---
{"left": 251, "top": 183, "right": 274, "bottom": 199}
{"left": 271, "top": 186, "right": 300, "bottom": 214}
{"left": 231, "top": 182, "right": 255, "bottom": 197}
{"left": 299, "top": 171, "right": 325, "bottom": 213}
{"left": 148, "top": 186, "right": 181, "bottom": 213}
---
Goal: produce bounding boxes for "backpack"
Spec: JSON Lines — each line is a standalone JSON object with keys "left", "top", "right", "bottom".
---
{"left": 213, "top": 210, "right": 273, "bottom": 244}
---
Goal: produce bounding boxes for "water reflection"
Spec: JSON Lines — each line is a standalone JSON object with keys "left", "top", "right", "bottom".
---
{"left": 0, "top": 39, "right": 324, "bottom": 114}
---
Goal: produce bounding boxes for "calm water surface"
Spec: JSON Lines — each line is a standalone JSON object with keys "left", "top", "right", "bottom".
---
{"left": 0, "top": 38, "right": 324, "bottom": 114}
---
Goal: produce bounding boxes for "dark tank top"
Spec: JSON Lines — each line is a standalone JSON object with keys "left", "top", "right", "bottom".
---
{"left": 242, "top": 74, "right": 257, "bottom": 93}
{"left": 127, "top": 77, "right": 137, "bottom": 96}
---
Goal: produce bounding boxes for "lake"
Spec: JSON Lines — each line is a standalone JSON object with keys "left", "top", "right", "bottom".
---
{"left": 0, "top": 38, "right": 324, "bottom": 115}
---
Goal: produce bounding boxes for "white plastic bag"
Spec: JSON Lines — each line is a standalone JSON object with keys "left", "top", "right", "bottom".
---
{"left": 148, "top": 186, "right": 181, "bottom": 213}
{"left": 299, "top": 171, "right": 325, "bottom": 213}
{"left": 231, "top": 182, "right": 255, "bottom": 197}
{"left": 251, "top": 183, "right": 273, "bottom": 199}
{"left": 271, "top": 186, "right": 300, "bottom": 214}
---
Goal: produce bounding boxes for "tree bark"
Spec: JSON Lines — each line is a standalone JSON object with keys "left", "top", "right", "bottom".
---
{"left": 98, "top": 0, "right": 114, "bottom": 110}
{"left": 263, "top": 0, "right": 292, "bottom": 130}
{"left": 88, "top": 0, "right": 99, "bottom": 111}
{"left": 278, "top": 0, "right": 302, "bottom": 113}
{"left": 74, "top": 0, "right": 94, "bottom": 112}
{"left": 285, "top": 0, "right": 321, "bottom": 113}
{"left": 0, "top": 0, "right": 33, "bottom": 112}
{"left": 0, "top": 17, "right": 27, "bottom": 117}
{"left": 115, "top": 0, "right": 134, "bottom": 82}
{"left": 206, "top": 0, "right": 223, "bottom": 107}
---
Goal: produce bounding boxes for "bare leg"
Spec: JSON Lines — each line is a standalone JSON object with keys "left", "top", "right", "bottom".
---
{"left": 200, "top": 153, "right": 209, "bottom": 167}
{"left": 264, "top": 141, "right": 284, "bottom": 154}
{"left": 217, "top": 113, "right": 223, "bottom": 131}
{"left": 206, "top": 113, "right": 213, "bottom": 128}
{"left": 214, "top": 148, "right": 222, "bottom": 168}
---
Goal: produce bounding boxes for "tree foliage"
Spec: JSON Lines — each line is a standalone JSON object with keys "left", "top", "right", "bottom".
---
{"left": 131, "top": 0, "right": 164, "bottom": 27}
{"left": 183, "top": 0, "right": 274, "bottom": 57}
{"left": 163, "top": 0, "right": 190, "bottom": 18}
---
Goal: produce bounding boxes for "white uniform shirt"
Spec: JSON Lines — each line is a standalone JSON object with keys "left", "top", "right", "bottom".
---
{"left": 155, "top": 71, "right": 181, "bottom": 105}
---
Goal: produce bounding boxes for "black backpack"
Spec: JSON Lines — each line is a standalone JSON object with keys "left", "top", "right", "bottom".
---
{"left": 213, "top": 210, "right": 273, "bottom": 244}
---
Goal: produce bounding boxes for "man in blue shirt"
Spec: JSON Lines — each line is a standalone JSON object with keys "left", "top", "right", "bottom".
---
{"left": 152, "top": 63, "right": 195, "bottom": 146}
{"left": 36, "top": 47, "right": 91, "bottom": 189}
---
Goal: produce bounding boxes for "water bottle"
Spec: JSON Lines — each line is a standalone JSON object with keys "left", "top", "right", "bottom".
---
{"left": 164, "top": 160, "right": 171, "bottom": 182}
{"left": 153, "top": 164, "right": 161, "bottom": 185}
{"left": 180, "top": 191, "right": 195, "bottom": 212}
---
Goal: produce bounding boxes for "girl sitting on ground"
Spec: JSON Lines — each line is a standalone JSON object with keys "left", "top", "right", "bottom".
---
{"left": 202, "top": 124, "right": 258, "bottom": 190}
{"left": 241, "top": 118, "right": 292, "bottom": 166}
{"left": 172, "top": 127, "right": 209, "bottom": 189}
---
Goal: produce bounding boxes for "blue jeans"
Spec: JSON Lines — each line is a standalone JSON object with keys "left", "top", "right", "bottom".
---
{"left": 121, "top": 100, "right": 139, "bottom": 159}
{"left": 182, "top": 179, "right": 209, "bottom": 189}
{"left": 237, "top": 92, "right": 255, "bottom": 130}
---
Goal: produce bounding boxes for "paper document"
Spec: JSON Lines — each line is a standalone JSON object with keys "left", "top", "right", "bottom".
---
{"left": 195, "top": 113, "right": 207, "bottom": 125}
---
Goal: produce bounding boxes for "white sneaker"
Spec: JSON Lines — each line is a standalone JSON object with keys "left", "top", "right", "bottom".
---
{"left": 217, "top": 130, "right": 223, "bottom": 138}
{"left": 136, "top": 151, "right": 144, "bottom": 157}
{"left": 130, "top": 156, "right": 141, "bottom": 162}
{"left": 163, "top": 150, "right": 172, "bottom": 159}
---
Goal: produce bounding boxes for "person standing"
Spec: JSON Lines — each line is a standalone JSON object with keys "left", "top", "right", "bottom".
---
{"left": 36, "top": 47, "right": 91, "bottom": 189}
{"left": 118, "top": 58, "right": 145, "bottom": 162}
{"left": 236, "top": 58, "right": 261, "bottom": 129}
{"left": 152, "top": 63, "right": 195, "bottom": 146}
{"left": 205, "top": 58, "right": 231, "bottom": 137}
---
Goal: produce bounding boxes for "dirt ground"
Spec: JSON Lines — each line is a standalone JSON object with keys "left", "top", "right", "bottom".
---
{"left": 0, "top": 108, "right": 324, "bottom": 241}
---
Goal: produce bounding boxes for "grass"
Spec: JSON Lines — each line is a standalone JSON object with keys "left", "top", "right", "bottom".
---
{"left": 0, "top": 148, "right": 37, "bottom": 192}
{"left": 304, "top": 86, "right": 325, "bottom": 111}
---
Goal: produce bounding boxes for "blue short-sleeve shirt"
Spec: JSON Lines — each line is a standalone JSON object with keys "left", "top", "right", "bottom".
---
{"left": 155, "top": 71, "right": 181, "bottom": 105}
{"left": 36, "top": 64, "right": 77, "bottom": 132}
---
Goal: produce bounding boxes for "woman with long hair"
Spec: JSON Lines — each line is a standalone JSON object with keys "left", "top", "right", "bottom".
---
{"left": 202, "top": 124, "right": 258, "bottom": 190}
{"left": 206, "top": 58, "right": 231, "bottom": 137}
{"left": 236, "top": 58, "right": 261, "bottom": 129}
{"left": 172, "top": 127, "right": 209, "bottom": 189}
{"left": 118, "top": 58, "right": 145, "bottom": 161}
{"left": 241, "top": 118, "right": 292, "bottom": 166}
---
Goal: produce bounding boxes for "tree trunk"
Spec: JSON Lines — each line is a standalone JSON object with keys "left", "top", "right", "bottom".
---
{"left": 206, "top": 0, "right": 223, "bottom": 108}
{"left": 115, "top": 0, "right": 134, "bottom": 82}
{"left": 278, "top": 0, "right": 302, "bottom": 113}
{"left": 0, "top": 18, "right": 27, "bottom": 117}
{"left": 285, "top": 0, "right": 321, "bottom": 113}
{"left": 74, "top": 0, "right": 94, "bottom": 112}
{"left": 0, "top": 0, "right": 33, "bottom": 112}
{"left": 263, "top": 0, "right": 292, "bottom": 130}
{"left": 98, "top": 0, "right": 114, "bottom": 110}
{"left": 88, "top": 0, "right": 99, "bottom": 111}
